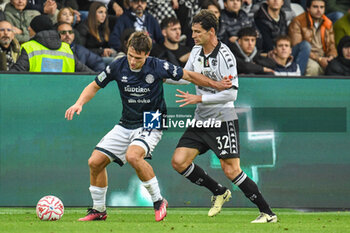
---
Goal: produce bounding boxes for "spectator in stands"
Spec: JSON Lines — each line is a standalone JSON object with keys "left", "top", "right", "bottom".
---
{"left": 289, "top": 0, "right": 337, "bottom": 76}
{"left": 241, "top": 0, "right": 257, "bottom": 19}
{"left": 325, "top": 35, "right": 350, "bottom": 76}
{"left": 57, "top": 7, "right": 81, "bottom": 43}
{"left": 107, "top": 0, "right": 127, "bottom": 17}
{"left": 114, "top": 27, "right": 135, "bottom": 60}
{"left": 26, "top": 0, "right": 59, "bottom": 24}
{"left": 109, "top": 0, "right": 163, "bottom": 52}
{"left": 10, "top": 15, "right": 91, "bottom": 72}
{"left": 151, "top": 17, "right": 190, "bottom": 67}
{"left": 218, "top": 0, "right": 255, "bottom": 46}
{"left": 254, "top": 0, "right": 288, "bottom": 53}
{"left": 56, "top": 0, "right": 81, "bottom": 23}
{"left": 58, "top": 22, "right": 105, "bottom": 72}
{"left": 77, "top": 2, "right": 116, "bottom": 63}
{"left": 146, "top": 0, "right": 178, "bottom": 24}
{"left": 4, "top": 0, "right": 40, "bottom": 43}
{"left": 202, "top": 0, "right": 221, "bottom": 20}
{"left": 269, "top": 35, "right": 301, "bottom": 76}
{"left": 229, "top": 27, "right": 276, "bottom": 74}
{"left": 175, "top": 0, "right": 201, "bottom": 47}
{"left": 57, "top": 6, "right": 80, "bottom": 26}
{"left": 0, "top": 20, "right": 20, "bottom": 70}
{"left": 243, "top": 0, "right": 294, "bottom": 21}
{"left": 333, "top": 9, "right": 350, "bottom": 46}
{"left": 57, "top": 6, "right": 74, "bottom": 24}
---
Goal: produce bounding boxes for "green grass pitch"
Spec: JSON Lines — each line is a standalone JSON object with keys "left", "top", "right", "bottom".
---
{"left": 1, "top": 207, "right": 349, "bottom": 233}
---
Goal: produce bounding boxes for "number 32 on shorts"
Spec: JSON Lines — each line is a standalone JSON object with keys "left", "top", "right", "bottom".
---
{"left": 216, "top": 136, "right": 230, "bottom": 150}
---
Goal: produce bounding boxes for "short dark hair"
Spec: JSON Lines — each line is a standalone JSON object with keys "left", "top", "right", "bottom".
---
{"left": 275, "top": 35, "right": 292, "bottom": 46}
{"left": 306, "top": 0, "right": 326, "bottom": 8}
{"left": 237, "top": 27, "right": 257, "bottom": 39}
{"left": 160, "top": 17, "right": 180, "bottom": 30}
{"left": 201, "top": 0, "right": 221, "bottom": 12}
{"left": 127, "top": 31, "right": 152, "bottom": 54}
{"left": 192, "top": 9, "right": 218, "bottom": 33}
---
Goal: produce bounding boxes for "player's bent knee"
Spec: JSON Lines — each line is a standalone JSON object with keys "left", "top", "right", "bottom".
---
{"left": 172, "top": 148, "right": 197, "bottom": 172}
{"left": 125, "top": 153, "right": 143, "bottom": 166}
{"left": 88, "top": 151, "right": 110, "bottom": 171}
{"left": 88, "top": 157, "right": 103, "bottom": 171}
{"left": 223, "top": 166, "right": 242, "bottom": 179}
{"left": 126, "top": 145, "right": 145, "bottom": 165}
{"left": 171, "top": 155, "right": 189, "bottom": 172}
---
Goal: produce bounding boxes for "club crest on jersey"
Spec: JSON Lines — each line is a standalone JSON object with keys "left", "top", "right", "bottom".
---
{"left": 97, "top": 71, "right": 107, "bottom": 82}
{"left": 145, "top": 74, "right": 155, "bottom": 84}
{"left": 211, "top": 59, "right": 217, "bottom": 67}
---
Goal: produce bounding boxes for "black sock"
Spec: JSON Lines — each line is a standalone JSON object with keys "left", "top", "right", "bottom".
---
{"left": 180, "top": 163, "right": 227, "bottom": 195}
{"left": 233, "top": 171, "right": 274, "bottom": 215}
{"left": 153, "top": 199, "right": 163, "bottom": 210}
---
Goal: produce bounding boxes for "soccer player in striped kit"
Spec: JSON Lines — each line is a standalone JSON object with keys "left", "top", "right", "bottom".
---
{"left": 171, "top": 9, "right": 277, "bottom": 223}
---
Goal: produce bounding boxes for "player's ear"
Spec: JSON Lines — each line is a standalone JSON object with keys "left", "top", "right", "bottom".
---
{"left": 161, "top": 29, "right": 167, "bottom": 37}
{"left": 210, "top": 27, "right": 215, "bottom": 36}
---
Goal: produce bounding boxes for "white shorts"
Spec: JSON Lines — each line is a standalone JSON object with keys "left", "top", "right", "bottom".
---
{"left": 95, "top": 125, "right": 163, "bottom": 166}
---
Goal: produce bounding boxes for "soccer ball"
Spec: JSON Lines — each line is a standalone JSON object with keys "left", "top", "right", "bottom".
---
{"left": 36, "top": 195, "right": 64, "bottom": 221}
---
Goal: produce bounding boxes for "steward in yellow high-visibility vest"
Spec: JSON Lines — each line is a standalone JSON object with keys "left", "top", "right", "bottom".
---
{"left": 10, "top": 15, "right": 92, "bottom": 73}
{"left": 21, "top": 40, "right": 75, "bottom": 72}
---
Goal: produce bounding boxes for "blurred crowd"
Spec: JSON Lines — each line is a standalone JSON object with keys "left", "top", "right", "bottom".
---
{"left": 0, "top": 0, "right": 349, "bottom": 76}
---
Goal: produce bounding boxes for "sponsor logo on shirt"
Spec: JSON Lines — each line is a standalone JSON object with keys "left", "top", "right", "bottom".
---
{"left": 121, "top": 76, "right": 128, "bottom": 83}
{"left": 124, "top": 85, "right": 150, "bottom": 94}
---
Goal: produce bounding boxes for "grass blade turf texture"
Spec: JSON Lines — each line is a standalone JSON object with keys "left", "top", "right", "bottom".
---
{"left": 0, "top": 207, "right": 349, "bottom": 233}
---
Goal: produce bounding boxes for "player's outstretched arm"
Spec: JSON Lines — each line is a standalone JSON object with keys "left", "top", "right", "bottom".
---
{"left": 182, "top": 69, "right": 232, "bottom": 91}
{"left": 175, "top": 89, "right": 201, "bottom": 107}
{"left": 176, "top": 88, "right": 237, "bottom": 107}
{"left": 65, "top": 81, "right": 101, "bottom": 120}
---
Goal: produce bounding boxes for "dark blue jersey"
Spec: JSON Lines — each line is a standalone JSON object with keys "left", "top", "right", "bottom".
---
{"left": 95, "top": 56, "right": 184, "bottom": 129}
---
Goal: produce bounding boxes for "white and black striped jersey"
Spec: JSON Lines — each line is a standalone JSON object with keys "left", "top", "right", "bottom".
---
{"left": 185, "top": 41, "right": 238, "bottom": 122}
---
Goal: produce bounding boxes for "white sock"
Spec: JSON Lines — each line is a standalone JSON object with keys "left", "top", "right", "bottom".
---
{"left": 142, "top": 177, "right": 162, "bottom": 203}
{"left": 89, "top": 185, "right": 108, "bottom": 212}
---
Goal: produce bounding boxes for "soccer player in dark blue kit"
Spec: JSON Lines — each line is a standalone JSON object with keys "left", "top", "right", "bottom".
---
{"left": 65, "top": 31, "right": 232, "bottom": 222}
